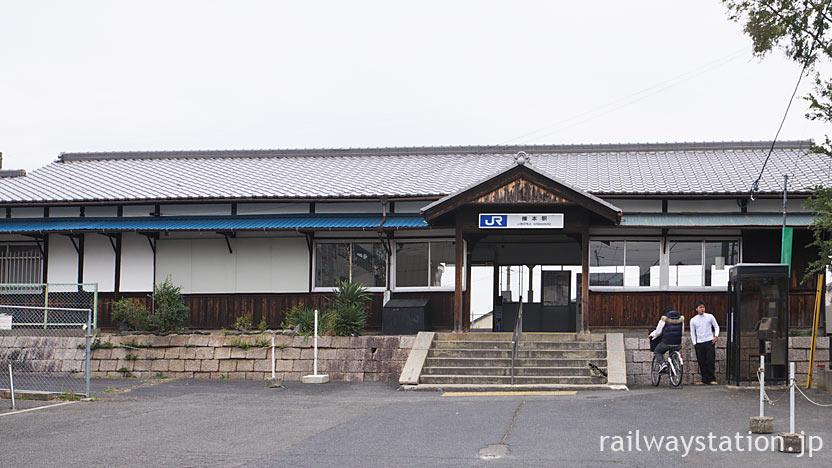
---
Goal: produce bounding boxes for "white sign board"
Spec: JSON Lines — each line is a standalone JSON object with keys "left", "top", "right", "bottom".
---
{"left": 478, "top": 213, "right": 564, "bottom": 229}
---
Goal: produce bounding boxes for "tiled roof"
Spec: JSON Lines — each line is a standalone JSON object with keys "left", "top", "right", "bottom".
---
{"left": 0, "top": 141, "right": 825, "bottom": 203}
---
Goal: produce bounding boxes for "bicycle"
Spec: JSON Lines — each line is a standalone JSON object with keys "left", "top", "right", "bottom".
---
{"left": 650, "top": 343, "right": 684, "bottom": 388}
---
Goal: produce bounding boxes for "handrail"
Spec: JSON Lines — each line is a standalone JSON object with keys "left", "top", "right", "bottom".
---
{"left": 510, "top": 301, "right": 524, "bottom": 386}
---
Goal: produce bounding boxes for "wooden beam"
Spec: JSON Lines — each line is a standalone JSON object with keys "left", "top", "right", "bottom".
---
{"left": 454, "top": 222, "right": 464, "bottom": 332}
{"left": 581, "top": 230, "right": 589, "bottom": 333}
{"left": 464, "top": 238, "right": 472, "bottom": 331}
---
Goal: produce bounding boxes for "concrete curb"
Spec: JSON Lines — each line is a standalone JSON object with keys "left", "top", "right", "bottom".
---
{"left": 605, "top": 333, "right": 627, "bottom": 386}
{"left": 398, "top": 331, "right": 435, "bottom": 385}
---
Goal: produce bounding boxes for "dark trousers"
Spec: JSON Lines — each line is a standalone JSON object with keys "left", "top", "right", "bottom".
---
{"left": 695, "top": 341, "right": 716, "bottom": 382}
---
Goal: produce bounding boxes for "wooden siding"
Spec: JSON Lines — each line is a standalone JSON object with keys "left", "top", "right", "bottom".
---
{"left": 95, "top": 291, "right": 456, "bottom": 331}
{"left": 588, "top": 290, "right": 818, "bottom": 329}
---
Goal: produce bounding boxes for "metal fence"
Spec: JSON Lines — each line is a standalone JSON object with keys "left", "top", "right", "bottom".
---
{"left": 0, "top": 284, "right": 97, "bottom": 397}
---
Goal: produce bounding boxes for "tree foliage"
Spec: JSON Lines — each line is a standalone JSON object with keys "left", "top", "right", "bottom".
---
{"left": 725, "top": 1, "right": 832, "bottom": 278}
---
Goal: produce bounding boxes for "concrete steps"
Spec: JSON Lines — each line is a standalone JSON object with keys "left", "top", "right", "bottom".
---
{"left": 414, "top": 332, "right": 611, "bottom": 390}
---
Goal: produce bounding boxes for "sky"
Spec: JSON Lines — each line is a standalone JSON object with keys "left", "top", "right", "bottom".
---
{"left": 1, "top": 1, "right": 829, "bottom": 172}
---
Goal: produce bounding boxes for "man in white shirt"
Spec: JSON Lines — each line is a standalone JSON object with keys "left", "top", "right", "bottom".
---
{"left": 690, "top": 300, "right": 720, "bottom": 385}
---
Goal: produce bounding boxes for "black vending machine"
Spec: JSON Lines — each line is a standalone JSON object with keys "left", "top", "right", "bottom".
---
{"left": 727, "top": 264, "right": 789, "bottom": 385}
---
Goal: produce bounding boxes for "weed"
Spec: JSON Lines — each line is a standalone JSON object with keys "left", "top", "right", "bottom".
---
{"left": 258, "top": 317, "right": 269, "bottom": 333}
{"left": 234, "top": 312, "right": 253, "bottom": 332}
{"left": 221, "top": 327, "right": 229, "bottom": 335}
{"left": 183, "top": 344, "right": 197, "bottom": 348}
{"left": 125, "top": 353, "right": 138, "bottom": 361}
{"left": 81, "top": 339, "right": 115, "bottom": 350}
{"left": 117, "top": 367, "right": 130, "bottom": 373}
{"left": 278, "top": 344, "right": 286, "bottom": 350}
{"left": 122, "top": 338, "right": 151, "bottom": 349}
{"left": 152, "top": 372, "right": 167, "bottom": 379}
{"left": 219, "top": 374, "right": 227, "bottom": 380}
{"left": 228, "top": 336, "right": 270, "bottom": 349}
{"left": 104, "top": 388, "right": 115, "bottom": 393}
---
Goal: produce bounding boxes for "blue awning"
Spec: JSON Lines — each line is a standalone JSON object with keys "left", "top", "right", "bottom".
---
{"left": 0, "top": 213, "right": 428, "bottom": 233}
{"left": 620, "top": 213, "right": 816, "bottom": 228}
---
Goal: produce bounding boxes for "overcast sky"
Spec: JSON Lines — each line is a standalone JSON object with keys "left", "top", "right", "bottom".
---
{"left": 1, "top": 1, "right": 829, "bottom": 172}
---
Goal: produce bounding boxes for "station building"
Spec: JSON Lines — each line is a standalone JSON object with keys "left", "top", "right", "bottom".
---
{"left": 0, "top": 140, "right": 827, "bottom": 333}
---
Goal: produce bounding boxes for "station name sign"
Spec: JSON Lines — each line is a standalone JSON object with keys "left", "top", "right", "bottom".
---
{"left": 478, "top": 213, "right": 564, "bottom": 229}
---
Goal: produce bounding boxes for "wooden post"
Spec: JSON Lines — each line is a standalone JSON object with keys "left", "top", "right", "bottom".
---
{"left": 464, "top": 240, "right": 472, "bottom": 331}
{"left": 454, "top": 224, "right": 464, "bottom": 332}
{"left": 581, "top": 230, "right": 589, "bottom": 333}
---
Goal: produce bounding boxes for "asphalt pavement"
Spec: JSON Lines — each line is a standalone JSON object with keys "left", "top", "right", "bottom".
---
{"left": 1, "top": 379, "right": 831, "bottom": 467}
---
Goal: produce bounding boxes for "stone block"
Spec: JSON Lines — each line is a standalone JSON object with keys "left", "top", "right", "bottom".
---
{"left": 624, "top": 337, "right": 639, "bottom": 350}
{"left": 246, "top": 348, "right": 266, "bottom": 359}
{"left": 362, "top": 360, "right": 379, "bottom": 372}
{"left": 789, "top": 349, "right": 808, "bottom": 361}
{"left": 283, "top": 371, "right": 303, "bottom": 381}
{"left": 132, "top": 359, "right": 150, "bottom": 371}
{"left": 345, "top": 360, "right": 364, "bottom": 372}
{"left": 179, "top": 348, "right": 197, "bottom": 359}
{"left": 92, "top": 349, "right": 112, "bottom": 360}
{"left": 318, "top": 349, "right": 336, "bottom": 360}
{"left": 175, "top": 371, "right": 194, "bottom": 379}
{"left": 817, "top": 336, "right": 830, "bottom": 349}
{"left": 276, "top": 360, "right": 293, "bottom": 372}
{"left": 293, "top": 360, "right": 313, "bottom": 372}
{"left": 633, "top": 350, "right": 653, "bottom": 363}
{"left": 300, "top": 349, "right": 314, "bottom": 360}
{"left": 98, "top": 359, "right": 117, "bottom": 371}
{"left": 116, "top": 360, "right": 134, "bottom": 371}
{"left": 87, "top": 360, "right": 100, "bottom": 372}
{"left": 278, "top": 348, "right": 300, "bottom": 360}
{"left": 253, "top": 359, "right": 271, "bottom": 372}
{"left": 379, "top": 361, "right": 403, "bottom": 374}
{"left": 292, "top": 336, "right": 311, "bottom": 348}
{"left": 791, "top": 337, "right": 812, "bottom": 349}
{"left": 351, "top": 336, "right": 369, "bottom": 348}
{"left": 168, "top": 360, "right": 185, "bottom": 372}
{"left": 332, "top": 336, "right": 351, "bottom": 348}
{"left": 188, "top": 335, "right": 210, "bottom": 347}
{"left": 343, "top": 372, "right": 364, "bottom": 382}
{"left": 151, "top": 360, "right": 170, "bottom": 372}
{"left": 374, "top": 348, "right": 393, "bottom": 360}
{"left": 246, "top": 372, "right": 266, "bottom": 381}
{"left": 750, "top": 416, "right": 774, "bottom": 434}
{"left": 193, "top": 372, "right": 211, "bottom": 379}
{"left": 200, "top": 360, "right": 220, "bottom": 372}
{"left": 397, "top": 336, "right": 413, "bottom": 349}
{"left": 194, "top": 348, "right": 214, "bottom": 360}
{"left": 164, "top": 348, "right": 181, "bottom": 359}
{"left": 148, "top": 335, "right": 172, "bottom": 347}
{"left": 392, "top": 348, "right": 411, "bottom": 361}
{"left": 207, "top": 336, "right": 226, "bottom": 348}
{"left": 61, "top": 360, "right": 81, "bottom": 372}
{"left": 228, "top": 372, "right": 247, "bottom": 380}
{"left": 184, "top": 360, "right": 201, "bottom": 372}
{"left": 273, "top": 335, "right": 293, "bottom": 347}
{"left": 778, "top": 433, "right": 803, "bottom": 453}
{"left": 237, "top": 360, "right": 254, "bottom": 372}
{"left": 316, "top": 336, "right": 332, "bottom": 348}
{"left": 214, "top": 348, "right": 231, "bottom": 360}
{"left": 168, "top": 335, "right": 190, "bottom": 346}
{"left": 230, "top": 348, "right": 247, "bottom": 359}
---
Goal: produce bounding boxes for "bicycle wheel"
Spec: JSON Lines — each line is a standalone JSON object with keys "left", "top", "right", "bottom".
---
{"left": 669, "top": 352, "right": 683, "bottom": 387}
{"left": 650, "top": 356, "right": 661, "bottom": 386}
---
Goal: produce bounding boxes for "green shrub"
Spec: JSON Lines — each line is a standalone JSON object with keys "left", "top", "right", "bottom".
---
{"left": 327, "top": 280, "right": 369, "bottom": 336}
{"left": 228, "top": 336, "right": 270, "bottom": 349}
{"left": 282, "top": 302, "right": 318, "bottom": 335}
{"left": 233, "top": 312, "right": 253, "bottom": 332}
{"left": 110, "top": 298, "right": 151, "bottom": 331}
{"left": 258, "top": 317, "right": 269, "bottom": 332}
{"left": 150, "top": 278, "right": 189, "bottom": 332}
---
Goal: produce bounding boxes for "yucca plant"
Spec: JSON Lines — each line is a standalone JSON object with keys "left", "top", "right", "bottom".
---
{"left": 328, "top": 280, "right": 369, "bottom": 336}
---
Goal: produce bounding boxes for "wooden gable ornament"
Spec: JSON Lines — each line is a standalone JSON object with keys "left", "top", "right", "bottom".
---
{"left": 421, "top": 157, "right": 621, "bottom": 224}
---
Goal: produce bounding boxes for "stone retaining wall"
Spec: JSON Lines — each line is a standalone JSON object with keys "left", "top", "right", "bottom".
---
{"left": 624, "top": 336, "right": 830, "bottom": 386}
{"left": 0, "top": 336, "right": 86, "bottom": 373}
{"left": 88, "top": 334, "right": 413, "bottom": 382}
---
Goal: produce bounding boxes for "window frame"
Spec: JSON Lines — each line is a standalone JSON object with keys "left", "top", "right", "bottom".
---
{"left": 588, "top": 236, "right": 741, "bottom": 292}
{"left": 392, "top": 239, "right": 462, "bottom": 292}
{"left": 589, "top": 238, "right": 661, "bottom": 290}
{"left": 311, "top": 240, "right": 388, "bottom": 292}
{"left": 0, "top": 243, "right": 44, "bottom": 285}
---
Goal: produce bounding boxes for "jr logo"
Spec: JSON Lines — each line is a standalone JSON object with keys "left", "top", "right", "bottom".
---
{"left": 479, "top": 214, "right": 507, "bottom": 228}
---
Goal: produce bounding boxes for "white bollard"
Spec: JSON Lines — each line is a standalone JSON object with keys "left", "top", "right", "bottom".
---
{"left": 8, "top": 363, "right": 15, "bottom": 410}
{"left": 750, "top": 355, "right": 773, "bottom": 434}
{"left": 265, "top": 335, "right": 282, "bottom": 388}
{"left": 302, "top": 309, "right": 329, "bottom": 384}
{"left": 271, "top": 336, "right": 276, "bottom": 380}
{"left": 760, "top": 355, "right": 765, "bottom": 418}
{"left": 790, "top": 361, "right": 795, "bottom": 434}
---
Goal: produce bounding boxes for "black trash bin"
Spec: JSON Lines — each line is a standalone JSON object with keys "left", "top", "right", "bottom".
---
{"left": 382, "top": 299, "right": 430, "bottom": 335}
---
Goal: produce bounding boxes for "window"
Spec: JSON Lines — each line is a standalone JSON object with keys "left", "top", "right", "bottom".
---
{"left": 395, "top": 241, "right": 455, "bottom": 288}
{"left": 590, "top": 240, "right": 660, "bottom": 287}
{"left": 669, "top": 239, "right": 739, "bottom": 287}
{"left": 314, "top": 242, "right": 386, "bottom": 288}
{"left": 0, "top": 245, "right": 42, "bottom": 284}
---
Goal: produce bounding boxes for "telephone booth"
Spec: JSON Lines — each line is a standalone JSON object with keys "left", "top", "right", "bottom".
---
{"left": 727, "top": 264, "right": 789, "bottom": 385}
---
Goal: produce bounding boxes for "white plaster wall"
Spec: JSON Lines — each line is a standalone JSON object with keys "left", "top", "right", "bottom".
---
{"left": 237, "top": 203, "right": 310, "bottom": 215}
{"left": 83, "top": 234, "right": 115, "bottom": 292}
{"left": 122, "top": 205, "right": 155, "bottom": 217}
{"left": 612, "top": 199, "right": 663, "bottom": 213}
{"left": 85, "top": 206, "right": 117, "bottom": 217}
{"left": 160, "top": 204, "right": 231, "bottom": 216}
{"left": 746, "top": 198, "right": 811, "bottom": 213}
{"left": 667, "top": 200, "right": 741, "bottom": 213}
{"left": 50, "top": 207, "right": 80, "bottom": 217}
{"left": 46, "top": 234, "right": 78, "bottom": 283}
{"left": 394, "top": 201, "right": 434, "bottom": 213}
{"left": 315, "top": 202, "right": 382, "bottom": 213}
{"left": 120, "top": 233, "right": 154, "bottom": 292}
{"left": 10, "top": 207, "right": 44, "bottom": 218}
{"left": 156, "top": 240, "right": 193, "bottom": 293}
{"left": 155, "top": 237, "right": 309, "bottom": 294}
{"left": 269, "top": 237, "right": 309, "bottom": 292}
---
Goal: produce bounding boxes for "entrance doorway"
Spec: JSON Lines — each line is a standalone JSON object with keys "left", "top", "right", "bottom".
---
{"left": 469, "top": 236, "right": 582, "bottom": 332}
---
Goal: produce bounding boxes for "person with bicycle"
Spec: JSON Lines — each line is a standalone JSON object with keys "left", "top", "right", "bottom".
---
{"left": 649, "top": 306, "right": 685, "bottom": 374}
